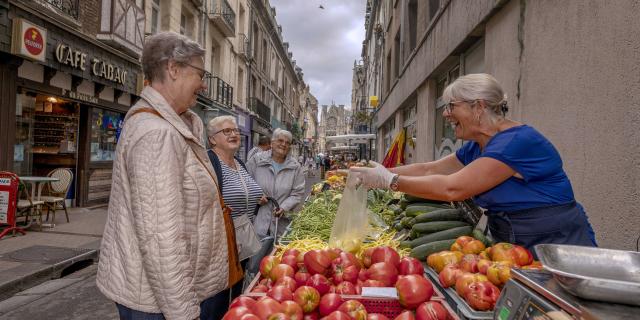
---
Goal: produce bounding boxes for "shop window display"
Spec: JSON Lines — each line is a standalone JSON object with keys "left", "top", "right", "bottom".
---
{"left": 90, "top": 109, "right": 124, "bottom": 162}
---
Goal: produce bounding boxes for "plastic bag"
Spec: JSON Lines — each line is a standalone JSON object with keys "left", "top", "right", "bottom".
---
{"left": 329, "top": 174, "right": 370, "bottom": 253}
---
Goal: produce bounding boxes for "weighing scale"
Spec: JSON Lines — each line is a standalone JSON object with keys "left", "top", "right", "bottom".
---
{"left": 495, "top": 268, "right": 640, "bottom": 320}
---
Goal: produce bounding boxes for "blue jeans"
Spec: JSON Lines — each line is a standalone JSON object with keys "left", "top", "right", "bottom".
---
{"left": 116, "top": 291, "right": 230, "bottom": 320}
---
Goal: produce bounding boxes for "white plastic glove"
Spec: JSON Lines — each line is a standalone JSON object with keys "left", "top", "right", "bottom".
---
{"left": 348, "top": 161, "right": 395, "bottom": 189}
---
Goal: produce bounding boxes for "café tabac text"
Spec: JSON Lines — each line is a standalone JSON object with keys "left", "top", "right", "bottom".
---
{"left": 55, "top": 43, "right": 127, "bottom": 85}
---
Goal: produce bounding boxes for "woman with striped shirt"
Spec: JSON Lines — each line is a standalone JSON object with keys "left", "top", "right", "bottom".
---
{"left": 206, "top": 116, "right": 266, "bottom": 304}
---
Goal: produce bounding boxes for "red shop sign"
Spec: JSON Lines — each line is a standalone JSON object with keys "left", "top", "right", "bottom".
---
{"left": 0, "top": 172, "right": 22, "bottom": 239}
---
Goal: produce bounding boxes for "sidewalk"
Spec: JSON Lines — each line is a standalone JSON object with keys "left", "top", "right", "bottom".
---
{"left": 0, "top": 206, "right": 108, "bottom": 300}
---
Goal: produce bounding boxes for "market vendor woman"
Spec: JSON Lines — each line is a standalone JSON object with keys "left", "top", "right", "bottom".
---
{"left": 350, "top": 73, "right": 597, "bottom": 251}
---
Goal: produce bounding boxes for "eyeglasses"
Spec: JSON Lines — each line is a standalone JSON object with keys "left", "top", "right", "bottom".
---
{"left": 214, "top": 128, "right": 240, "bottom": 136}
{"left": 274, "top": 138, "right": 291, "bottom": 146}
{"left": 183, "top": 63, "right": 212, "bottom": 81}
{"left": 444, "top": 100, "right": 477, "bottom": 113}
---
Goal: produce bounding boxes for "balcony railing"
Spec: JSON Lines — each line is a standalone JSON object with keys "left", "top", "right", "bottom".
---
{"left": 210, "top": 76, "right": 234, "bottom": 108}
{"left": 237, "top": 33, "right": 250, "bottom": 59}
{"left": 39, "top": 0, "right": 79, "bottom": 20}
{"left": 249, "top": 97, "right": 271, "bottom": 123}
{"left": 209, "top": 0, "right": 236, "bottom": 37}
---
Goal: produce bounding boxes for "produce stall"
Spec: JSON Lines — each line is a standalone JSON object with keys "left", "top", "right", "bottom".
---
{"left": 222, "top": 175, "right": 640, "bottom": 320}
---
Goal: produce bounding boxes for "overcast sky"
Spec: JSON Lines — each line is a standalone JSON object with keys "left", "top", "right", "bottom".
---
{"left": 269, "top": 0, "right": 367, "bottom": 109}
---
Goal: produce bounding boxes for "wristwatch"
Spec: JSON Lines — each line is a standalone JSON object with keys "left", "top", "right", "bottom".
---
{"left": 389, "top": 174, "right": 400, "bottom": 191}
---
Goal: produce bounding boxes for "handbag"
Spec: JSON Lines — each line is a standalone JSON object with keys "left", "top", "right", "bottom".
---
{"left": 129, "top": 107, "right": 244, "bottom": 286}
{"left": 233, "top": 214, "right": 262, "bottom": 261}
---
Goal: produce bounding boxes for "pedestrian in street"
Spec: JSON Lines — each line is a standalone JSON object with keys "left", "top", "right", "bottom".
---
{"left": 322, "top": 156, "right": 331, "bottom": 178}
{"left": 247, "top": 135, "right": 271, "bottom": 161}
{"left": 245, "top": 129, "right": 305, "bottom": 278}
{"left": 349, "top": 73, "right": 597, "bottom": 255}
{"left": 206, "top": 115, "right": 266, "bottom": 301}
{"left": 305, "top": 156, "right": 315, "bottom": 177}
{"left": 97, "top": 32, "right": 242, "bottom": 320}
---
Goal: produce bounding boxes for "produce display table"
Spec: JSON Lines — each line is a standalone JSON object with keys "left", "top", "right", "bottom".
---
{"left": 424, "top": 266, "right": 492, "bottom": 320}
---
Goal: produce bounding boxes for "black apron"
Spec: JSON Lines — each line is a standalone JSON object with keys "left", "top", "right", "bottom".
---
{"left": 486, "top": 201, "right": 596, "bottom": 258}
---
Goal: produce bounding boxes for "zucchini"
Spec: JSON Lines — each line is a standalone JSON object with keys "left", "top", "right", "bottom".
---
{"left": 472, "top": 229, "right": 494, "bottom": 247}
{"left": 390, "top": 205, "right": 404, "bottom": 215}
{"left": 399, "top": 199, "right": 410, "bottom": 210}
{"left": 405, "top": 205, "right": 450, "bottom": 217}
{"left": 400, "top": 217, "right": 413, "bottom": 228}
{"left": 406, "top": 226, "right": 473, "bottom": 248}
{"left": 394, "top": 222, "right": 404, "bottom": 231}
{"left": 412, "top": 221, "right": 470, "bottom": 234}
{"left": 403, "top": 194, "right": 450, "bottom": 205}
{"left": 410, "top": 239, "right": 457, "bottom": 260}
{"left": 409, "top": 229, "right": 419, "bottom": 239}
{"left": 414, "top": 209, "right": 464, "bottom": 223}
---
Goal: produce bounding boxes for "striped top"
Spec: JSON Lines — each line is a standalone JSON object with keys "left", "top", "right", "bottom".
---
{"left": 220, "top": 159, "right": 264, "bottom": 221}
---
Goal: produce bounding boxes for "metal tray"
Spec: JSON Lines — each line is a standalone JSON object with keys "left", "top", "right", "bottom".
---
{"left": 535, "top": 244, "right": 640, "bottom": 306}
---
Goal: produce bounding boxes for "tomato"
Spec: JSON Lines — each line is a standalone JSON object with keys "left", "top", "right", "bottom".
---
{"left": 275, "top": 276, "right": 298, "bottom": 292}
{"left": 304, "top": 250, "right": 332, "bottom": 275}
{"left": 366, "top": 262, "right": 399, "bottom": 286}
{"left": 454, "top": 272, "right": 488, "bottom": 296}
{"left": 305, "top": 274, "right": 331, "bottom": 295}
{"left": 426, "top": 251, "right": 463, "bottom": 273}
{"left": 223, "top": 307, "right": 254, "bottom": 320}
{"left": 362, "top": 279, "right": 385, "bottom": 287}
{"left": 520, "top": 261, "right": 543, "bottom": 270}
{"left": 486, "top": 261, "right": 512, "bottom": 287}
{"left": 281, "top": 300, "right": 304, "bottom": 320}
{"left": 362, "top": 247, "right": 375, "bottom": 268}
{"left": 461, "top": 240, "right": 486, "bottom": 255}
{"left": 395, "top": 275, "right": 434, "bottom": 309}
{"left": 511, "top": 245, "right": 534, "bottom": 266}
{"left": 267, "top": 313, "right": 289, "bottom": 320}
{"left": 335, "top": 281, "right": 358, "bottom": 295}
{"left": 267, "top": 285, "right": 293, "bottom": 303}
{"left": 281, "top": 255, "right": 299, "bottom": 272}
{"left": 450, "top": 236, "right": 475, "bottom": 252}
{"left": 230, "top": 296, "right": 257, "bottom": 312}
{"left": 393, "top": 310, "right": 415, "bottom": 320}
{"left": 271, "top": 264, "right": 296, "bottom": 282}
{"left": 437, "top": 264, "right": 464, "bottom": 288}
{"left": 254, "top": 298, "right": 283, "bottom": 320}
{"left": 319, "top": 293, "right": 343, "bottom": 316}
{"left": 293, "top": 286, "right": 321, "bottom": 314}
{"left": 331, "top": 253, "right": 361, "bottom": 284}
{"left": 302, "top": 313, "right": 319, "bottom": 320}
{"left": 261, "top": 256, "right": 282, "bottom": 278}
{"left": 477, "top": 259, "right": 493, "bottom": 275}
{"left": 252, "top": 284, "right": 269, "bottom": 293}
{"left": 398, "top": 257, "right": 424, "bottom": 276}
{"left": 415, "top": 301, "right": 448, "bottom": 320}
{"left": 371, "top": 246, "right": 401, "bottom": 267}
{"left": 324, "top": 311, "right": 351, "bottom": 320}
{"left": 338, "top": 300, "right": 368, "bottom": 320}
{"left": 294, "top": 271, "right": 311, "bottom": 288}
{"left": 241, "top": 315, "right": 261, "bottom": 320}
{"left": 478, "top": 250, "right": 490, "bottom": 260}
{"left": 459, "top": 254, "right": 480, "bottom": 273}
{"left": 489, "top": 243, "right": 533, "bottom": 267}
{"left": 464, "top": 281, "right": 501, "bottom": 311}
{"left": 367, "top": 314, "right": 390, "bottom": 320}
{"left": 283, "top": 249, "right": 301, "bottom": 259}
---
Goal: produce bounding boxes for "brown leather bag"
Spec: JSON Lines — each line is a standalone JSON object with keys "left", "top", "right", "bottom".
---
{"left": 129, "top": 107, "right": 244, "bottom": 286}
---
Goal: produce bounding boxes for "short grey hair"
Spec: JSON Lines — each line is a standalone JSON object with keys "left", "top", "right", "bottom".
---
{"left": 207, "top": 116, "right": 237, "bottom": 138}
{"left": 442, "top": 73, "right": 508, "bottom": 116}
{"left": 272, "top": 128, "right": 293, "bottom": 142}
{"left": 142, "top": 32, "right": 206, "bottom": 83}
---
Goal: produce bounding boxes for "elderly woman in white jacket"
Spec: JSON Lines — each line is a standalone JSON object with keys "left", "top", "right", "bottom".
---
{"left": 97, "top": 32, "right": 238, "bottom": 320}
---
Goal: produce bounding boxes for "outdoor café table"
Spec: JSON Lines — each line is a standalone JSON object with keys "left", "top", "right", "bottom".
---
{"left": 19, "top": 176, "right": 59, "bottom": 228}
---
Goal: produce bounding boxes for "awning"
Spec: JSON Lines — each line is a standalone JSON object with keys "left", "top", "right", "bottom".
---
{"left": 330, "top": 146, "right": 360, "bottom": 151}
{"left": 325, "top": 134, "right": 376, "bottom": 144}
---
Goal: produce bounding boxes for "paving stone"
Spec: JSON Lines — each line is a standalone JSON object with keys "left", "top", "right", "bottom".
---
{"left": 18, "top": 278, "right": 81, "bottom": 295}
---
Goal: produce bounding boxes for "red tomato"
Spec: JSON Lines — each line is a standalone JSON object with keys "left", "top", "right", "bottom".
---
{"left": 324, "top": 311, "right": 351, "bottom": 320}
{"left": 267, "top": 313, "right": 290, "bottom": 320}
{"left": 366, "top": 262, "right": 399, "bottom": 287}
{"left": 283, "top": 249, "right": 301, "bottom": 259}
{"left": 367, "top": 314, "right": 390, "bottom": 320}
{"left": 294, "top": 271, "right": 311, "bottom": 288}
{"left": 398, "top": 257, "right": 423, "bottom": 275}
{"left": 252, "top": 284, "right": 269, "bottom": 293}
{"left": 230, "top": 296, "right": 257, "bottom": 312}
{"left": 319, "top": 293, "right": 343, "bottom": 316}
{"left": 415, "top": 301, "right": 448, "bottom": 320}
{"left": 271, "top": 264, "right": 296, "bottom": 282}
{"left": 393, "top": 310, "right": 415, "bottom": 320}
{"left": 281, "top": 300, "right": 304, "bottom": 320}
{"left": 464, "top": 281, "right": 501, "bottom": 311}
{"left": 395, "top": 275, "right": 434, "bottom": 309}
{"left": 281, "top": 255, "right": 299, "bottom": 272}
{"left": 304, "top": 250, "right": 332, "bottom": 275}
{"left": 362, "top": 279, "right": 385, "bottom": 287}
{"left": 293, "top": 286, "right": 321, "bottom": 314}
{"left": 362, "top": 247, "right": 375, "bottom": 268}
{"left": 455, "top": 273, "right": 488, "bottom": 297}
{"left": 459, "top": 254, "right": 480, "bottom": 273}
{"left": 305, "top": 274, "right": 331, "bottom": 295}
{"left": 334, "top": 281, "right": 358, "bottom": 295}
{"left": 338, "top": 300, "right": 368, "bottom": 320}
{"left": 261, "top": 256, "right": 282, "bottom": 278}
{"left": 267, "top": 285, "right": 293, "bottom": 303}
{"left": 438, "top": 264, "right": 464, "bottom": 288}
{"left": 254, "top": 298, "right": 283, "bottom": 320}
{"left": 276, "top": 276, "right": 298, "bottom": 292}
{"left": 223, "top": 307, "right": 254, "bottom": 320}
{"left": 371, "top": 246, "right": 401, "bottom": 267}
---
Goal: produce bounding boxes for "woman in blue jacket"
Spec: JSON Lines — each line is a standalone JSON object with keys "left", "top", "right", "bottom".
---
{"left": 350, "top": 73, "right": 596, "bottom": 251}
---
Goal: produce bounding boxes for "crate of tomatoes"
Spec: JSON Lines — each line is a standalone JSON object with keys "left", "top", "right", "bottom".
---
{"left": 423, "top": 236, "right": 543, "bottom": 319}
{"left": 228, "top": 246, "right": 458, "bottom": 320}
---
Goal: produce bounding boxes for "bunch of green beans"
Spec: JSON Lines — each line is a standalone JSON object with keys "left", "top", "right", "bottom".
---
{"left": 282, "top": 192, "right": 339, "bottom": 241}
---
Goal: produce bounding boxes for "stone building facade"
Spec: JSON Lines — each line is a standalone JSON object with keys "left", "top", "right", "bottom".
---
{"left": 318, "top": 104, "right": 352, "bottom": 155}
{"left": 358, "top": 0, "right": 640, "bottom": 250}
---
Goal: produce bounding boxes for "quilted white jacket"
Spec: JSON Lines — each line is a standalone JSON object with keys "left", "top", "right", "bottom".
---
{"left": 96, "top": 86, "right": 228, "bottom": 320}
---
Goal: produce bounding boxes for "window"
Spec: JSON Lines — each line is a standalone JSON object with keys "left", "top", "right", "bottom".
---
{"left": 382, "top": 118, "right": 396, "bottom": 155}
{"left": 403, "top": 104, "right": 417, "bottom": 163}
{"left": 180, "top": 14, "right": 187, "bottom": 35}
{"left": 434, "top": 64, "right": 461, "bottom": 160}
{"left": 393, "top": 30, "right": 401, "bottom": 79}
{"left": 237, "top": 67, "right": 244, "bottom": 103}
{"left": 90, "top": 109, "right": 124, "bottom": 162}
{"left": 428, "top": 0, "right": 440, "bottom": 20}
{"left": 408, "top": 0, "right": 418, "bottom": 53}
{"left": 385, "top": 51, "right": 392, "bottom": 95}
{"left": 151, "top": 0, "right": 161, "bottom": 34}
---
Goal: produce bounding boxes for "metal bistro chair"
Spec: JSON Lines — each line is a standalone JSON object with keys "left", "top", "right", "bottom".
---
{"left": 41, "top": 168, "right": 73, "bottom": 224}
{"left": 16, "top": 179, "right": 45, "bottom": 231}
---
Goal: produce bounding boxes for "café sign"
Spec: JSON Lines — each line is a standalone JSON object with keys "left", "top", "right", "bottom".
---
{"left": 11, "top": 18, "right": 47, "bottom": 62}
{"left": 55, "top": 43, "right": 127, "bottom": 85}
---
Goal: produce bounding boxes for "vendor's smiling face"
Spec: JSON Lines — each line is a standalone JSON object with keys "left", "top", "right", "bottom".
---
{"left": 443, "top": 99, "right": 480, "bottom": 140}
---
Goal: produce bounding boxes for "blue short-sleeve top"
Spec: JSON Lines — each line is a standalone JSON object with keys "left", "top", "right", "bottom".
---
{"left": 455, "top": 125, "right": 575, "bottom": 212}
